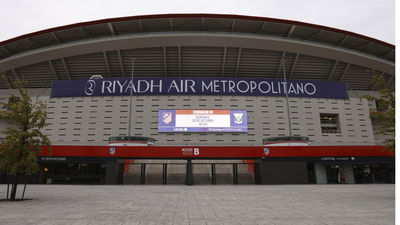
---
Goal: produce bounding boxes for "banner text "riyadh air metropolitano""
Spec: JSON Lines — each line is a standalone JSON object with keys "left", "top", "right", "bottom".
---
{"left": 51, "top": 77, "right": 348, "bottom": 99}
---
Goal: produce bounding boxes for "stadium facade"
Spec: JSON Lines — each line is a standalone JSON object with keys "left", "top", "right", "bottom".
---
{"left": 0, "top": 14, "right": 394, "bottom": 185}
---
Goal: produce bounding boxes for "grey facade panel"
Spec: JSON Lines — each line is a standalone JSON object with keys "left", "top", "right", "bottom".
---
{"left": 0, "top": 89, "right": 378, "bottom": 147}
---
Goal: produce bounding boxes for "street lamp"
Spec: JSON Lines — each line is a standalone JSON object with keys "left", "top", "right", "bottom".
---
{"left": 281, "top": 60, "right": 293, "bottom": 136}
{"left": 128, "top": 58, "right": 135, "bottom": 136}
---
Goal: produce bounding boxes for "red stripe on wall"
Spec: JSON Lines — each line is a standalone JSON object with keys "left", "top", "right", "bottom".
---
{"left": 38, "top": 145, "right": 394, "bottom": 159}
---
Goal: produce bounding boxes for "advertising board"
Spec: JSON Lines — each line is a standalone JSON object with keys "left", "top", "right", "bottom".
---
{"left": 158, "top": 110, "right": 247, "bottom": 132}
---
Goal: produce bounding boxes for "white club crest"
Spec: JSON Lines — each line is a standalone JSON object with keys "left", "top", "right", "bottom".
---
{"left": 162, "top": 112, "right": 173, "bottom": 124}
{"left": 263, "top": 147, "right": 270, "bottom": 156}
{"left": 109, "top": 147, "right": 116, "bottom": 155}
{"left": 233, "top": 113, "right": 244, "bottom": 124}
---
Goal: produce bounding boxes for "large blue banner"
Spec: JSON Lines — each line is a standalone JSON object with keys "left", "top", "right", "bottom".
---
{"left": 51, "top": 77, "right": 348, "bottom": 99}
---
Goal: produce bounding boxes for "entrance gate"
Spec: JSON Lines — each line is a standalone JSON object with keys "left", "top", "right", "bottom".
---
{"left": 121, "top": 160, "right": 256, "bottom": 185}
{"left": 36, "top": 145, "right": 393, "bottom": 185}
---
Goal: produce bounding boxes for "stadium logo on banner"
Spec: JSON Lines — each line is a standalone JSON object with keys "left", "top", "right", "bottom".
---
{"left": 85, "top": 79, "right": 96, "bottom": 95}
{"left": 233, "top": 113, "right": 244, "bottom": 124}
{"left": 84, "top": 75, "right": 103, "bottom": 96}
{"left": 162, "top": 112, "right": 173, "bottom": 124}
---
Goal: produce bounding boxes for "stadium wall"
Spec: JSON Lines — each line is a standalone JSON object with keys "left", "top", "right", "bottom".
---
{"left": 0, "top": 89, "right": 382, "bottom": 146}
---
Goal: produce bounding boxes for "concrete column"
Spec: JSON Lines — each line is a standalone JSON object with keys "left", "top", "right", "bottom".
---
{"left": 211, "top": 164, "right": 216, "bottom": 185}
{"left": 314, "top": 163, "right": 327, "bottom": 184}
{"left": 105, "top": 160, "right": 119, "bottom": 184}
{"left": 343, "top": 165, "right": 355, "bottom": 184}
{"left": 186, "top": 159, "right": 193, "bottom": 186}
{"left": 140, "top": 164, "right": 146, "bottom": 184}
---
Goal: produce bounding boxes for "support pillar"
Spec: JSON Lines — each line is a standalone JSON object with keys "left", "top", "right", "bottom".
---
{"left": 211, "top": 163, "right": 216, "bottom": 185}
{"left": 315, "top": 163, "right": 327, "bottom": 184}
{"left": 342, "top": 165, "right": 355, "bottom": 184}
{"left": 233, "top": 163, "right": 238, "bottom": 184}
{"left": 105, "top": 160, "right": 119, "bottom": 184}
{"left": 186, "top": 159, "right": 193, "bottom": 186}
{"left": 163, "top": 163, "right": 168, "bottom": 185}
{"left": 140, "top": 164, "right": 146, "bottom": 185}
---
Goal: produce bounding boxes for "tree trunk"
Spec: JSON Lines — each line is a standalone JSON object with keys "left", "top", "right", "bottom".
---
{"left": 10, "top": 174, "right": 18, "bottom": 201}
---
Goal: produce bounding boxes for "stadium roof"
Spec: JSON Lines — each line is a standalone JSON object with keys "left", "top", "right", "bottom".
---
{"left": 0, "top": 14, "right": 395, "bottom": 90}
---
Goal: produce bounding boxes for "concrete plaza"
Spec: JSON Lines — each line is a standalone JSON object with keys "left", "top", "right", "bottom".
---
{"left": 0, "top": 184, "right": 394, "bottom": 225}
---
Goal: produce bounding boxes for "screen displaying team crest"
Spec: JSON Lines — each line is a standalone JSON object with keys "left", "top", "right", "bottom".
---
{"left": 158, "top": 110, "right": 247, "bottom": 132}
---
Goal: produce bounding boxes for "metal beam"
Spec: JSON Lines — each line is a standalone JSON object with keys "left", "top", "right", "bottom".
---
{"left": 313, "top": 30, "right": 323, "bottom": 41}
{"left": 170, "top": 18, "right": 173, "bottom": 31}
{"left": 336, "top": 35, "right": 348, "bottom": 46}
{"left": 370, "top": 72, "right": 384, "bottom": 90}
{"left": 207, "top": 18, "right": 230, "bottom": 29}
{"left": 108, "top": 23, "right": 116, "bottom": 35}
{"left": 1, "top": 46, "right": 12, "bottom": 55}
{"left": 48, "top": 60, "right": 59, "bottom": 80}
{"left": 79, "top": 27, "right": 87, "bottom": 39}
{"left": 304, "top": 30, "right": 322, "bottom": 41}
{"left": 360, "top": 41, "right": 371, "bottom": 51}
{"left": 103, "top": 52, "right": 112, "bottom": 77}
{"left": 138, "top": 20, "right": 145, "bottom": 31}
{"left": 12, "top": 69, "right": 20, "bottom": 80}
{"left": 117, "top": 50, "right": 126, "bottom": 77}
{"left": 163, "top": 47, "right": 167, "bottom": 76}
{"left": 287, "top": 25, "right": 296, "bottom": 37}
{"left": 221, "top": 47, "right": 227, "bottom": 76}
{"left": 339, "top": 63, "right": 350, "bottom": 82}
{"left": 27, "top": 37, "right": 41, "bottom": 46}
{"left": 171, "top": 18, "right": 198, "bottom": 29}
{"left": 351, "top": 41, "right": 370, "bottom": 50}
{"left": 381, "top": 48, "right": 393, "bottom": 57}
{"left": 276, "top": 51, "right": 286, "bottom": 78}
{"left": 51, "top": 32, "right": 61, "bottom": 43}
{"left": 288, "top": 54, "right": 299, "bottom": 78}
{"left": 231, "top": 19, "right": 236, "bottom": 32}
{"left": 178, "top": 46, "right": 181, "bottom": 76}
{"left": 25, "top": 38, "right": 36, "bottom": 48}
{"left": 61, "top": 57, "right": 72, "bottom": 79}
{"left": 234, "top": 48, "right": 242, "bottom": 77}
{"left": 257, "top": 22, "right": 266, "bottom": 33}
{"left": 327, "top": 60, "right": 339, "bottom": 81}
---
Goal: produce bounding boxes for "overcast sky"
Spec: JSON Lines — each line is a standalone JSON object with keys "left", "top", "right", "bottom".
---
{"left": 0, "top": 0, "right": 395, "bottom": 44}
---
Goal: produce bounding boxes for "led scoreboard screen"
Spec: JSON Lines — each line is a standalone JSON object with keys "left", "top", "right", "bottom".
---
{"left": 158, "top": 110, "right": 247, "bottom": 132}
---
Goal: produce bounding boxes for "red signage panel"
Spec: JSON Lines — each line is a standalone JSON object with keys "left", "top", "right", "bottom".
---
{"left": 38, "top": 145, "right": 394, "bottom": 159}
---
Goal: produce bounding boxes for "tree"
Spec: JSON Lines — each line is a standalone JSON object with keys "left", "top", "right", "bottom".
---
{"left": 363, "top": 71, "right": 395, "bottom": 151}
{"left": 0, "top": 78, "right": 51, "bottom": 200}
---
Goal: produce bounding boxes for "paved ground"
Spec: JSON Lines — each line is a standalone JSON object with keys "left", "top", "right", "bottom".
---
{"left": 0, "top": 184, "right": 394, "bottom": 225}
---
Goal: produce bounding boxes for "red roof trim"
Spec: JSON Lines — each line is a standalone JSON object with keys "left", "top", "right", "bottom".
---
{"left": 0, "top": 13, "right": 394, "bottom": 48}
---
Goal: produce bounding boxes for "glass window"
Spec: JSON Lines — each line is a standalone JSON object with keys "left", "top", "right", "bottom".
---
{"left": 320, "top": 113, "right": 341, "bottom": 134}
